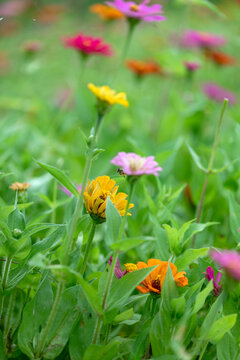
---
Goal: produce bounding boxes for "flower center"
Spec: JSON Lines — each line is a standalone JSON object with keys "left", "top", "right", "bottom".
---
{"left": 129, "top": 158, "right": 146, "bottom": 173}
{"left": 83, "top": 40, "right": 91, "bottom": 47}
{"left": 152, "top": 277, "right": 161, "bottom": 291}
{"left": 130, "top": 4, "right": 139, "bottom": 12}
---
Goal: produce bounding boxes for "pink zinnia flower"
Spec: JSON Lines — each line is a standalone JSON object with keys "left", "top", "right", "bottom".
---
{"left": 61, "top": 185, "right": 82, "bottom": 197}
{"left": 203, "top": 83, "right": 236, "bottom": 105}
{"left": 181, "top": 30, "right": 226, "bottom": 49}
{"left": 210, "top": 250, "right": 240, "bottom": 281}
{"left": 204, "top": 266, "right": 222, "bottom": 296}
{"left": 184, "top": 61, "right": 200, "bottom": 72}
{"left": 106, "top": 0, "right": 165, "bottom": 22}
{"left": 111, "top": 152, "right": 162, "bottom": 176}
{"left": 108, "top": 256, "right": 126, "bottom": 279}
{"left": 62, "top": 33, "right": 112, "bottom": 57}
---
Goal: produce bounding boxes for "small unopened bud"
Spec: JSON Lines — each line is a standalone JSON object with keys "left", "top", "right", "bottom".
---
{"left": 12, "top": 228, "right": 22, "bottom": 238}
{"left": 87, "top": 134, "right": 94, "bottom": 146}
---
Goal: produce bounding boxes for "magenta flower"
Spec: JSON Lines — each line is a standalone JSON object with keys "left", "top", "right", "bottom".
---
{"left": 210, "top": 250, "right": 240, "bottom": 281}
{"left": 111, "top": 152, "right": 162, "bottom": 176}
{"left": 184, "top": 61, "right": 200, "bottom": 72}
{"left": 106, "top": 0, "right": 165, "bottom": 22}
{"left": 203, "top": 83, "right": 236, "bottom": 105}
{"left": 62, "top": 33, "right": 112, "bottom": 57}
{"left": 108, "top": 256, "right": 126, "bottom": 279}
{"left": 61, "top": 185, "right": 82, "bottom": 197}
{"left": 181, "top": 30, "right": 226, "bottom": 49}
{"left": 204, "top": 266, "right": 222, "bottom": 296}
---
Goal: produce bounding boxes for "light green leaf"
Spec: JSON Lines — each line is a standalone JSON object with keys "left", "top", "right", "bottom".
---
{"left": 114, "top": 308, "right": 134, "bottom": 323}
{"left": 228, "top": 192, "right": 240, "bottom": 243}
{"left": 105, "top": 198, "right": 122, "bottom": 246}
{"left": 111, "top": 236, "right": 154, "bottom": 252}
{"left": 193, "top": 280, "right": 213, "bottom": 314}
{"left": 175, "top": 247, "right": 209, "bottom": 270}
{"left": 188, "top": 145, "right": 207, "bottom": 173}
{"left": 207, "top": 314, "right": 237, "bottom": 343}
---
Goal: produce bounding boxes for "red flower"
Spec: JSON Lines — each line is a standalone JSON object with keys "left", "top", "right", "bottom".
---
{"left": 63, "top": 33, "right": 113, "bottom": 57}
{"left": 126, "top": 59, "right": 162, "bottom": 77}
{"left": 204, "top": 49, "right": 236, "bottom": 66}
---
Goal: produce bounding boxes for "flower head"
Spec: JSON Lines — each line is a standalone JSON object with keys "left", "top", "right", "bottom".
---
{"left": 181, "top": 30, "right": 226, "bottom": 49}
{"left": 204, "top": 266, "right": 222, "bottom": 296}
{"left": 22, "top": 40, "right": 42, "bottom": 54}
{"left": 84, "top": 176, "right": 134, "bottom": 223}
{"left": 126, "top": 59, "right": 162, "bottom": 77}
{"left": 111, "top": 152, "right": 162, "bottom": 177}
{"left": 9, "top": 182, "right": 31, "bottom": 192}
{"left": 210, "top": 250, "right": 240, "bottom": 281}
{"left": 88, "top": 83, "right": 129, "bottom": 108}
{"left": 90, "top": 4, "right": 125, "bottom": 20}
{"left": 106, "top": 0, "right": 165, "bottom": 22}
{"left": 125, "top": 259, "right": 188, "bottom": 294}
{"left": 183, "top": 61, "right": 200, "bottom": 72}
{"left": 204, "top": 49, "right": 236, "bottom": 66}
{"left": 61, "top": 185, "right": 82, "bottom": 197}
{"left": 108, "top": 256, "right": 126, "bottom": 279}
{"left": 203, "top": 83, "right": 236, "bottom": 105}
{"left": 63, "top": 33, "right": 112, "bottom": 57}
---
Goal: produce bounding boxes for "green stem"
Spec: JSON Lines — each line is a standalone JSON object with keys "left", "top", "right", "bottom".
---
{"left": 92, "top": 182, "right": 135, "bottom": 344}
{"left": 51, "top": 179, "right": 57, "bottom": 224}
{"left": 192, "top": 99, "right": 228, "bottom": 247}
{"left": 63, "top": 113, "right": 103, "bottom": 266}
{"left": 79, "top": 222, "right": 96, "bottom": 277}
{"left": 35, "top": 282, "right": 64, "bottom": 358}
{"left": 199, "top": 341, "right": 208, "bottom": 360}
{"left": 3, "top": 290, "right": 15, "bottom": 350}
{"left": 2, "top": 257, "right": 12, "bottom": 290}
{"left": 104, "top": 324, "right": 111, "bottom": 345}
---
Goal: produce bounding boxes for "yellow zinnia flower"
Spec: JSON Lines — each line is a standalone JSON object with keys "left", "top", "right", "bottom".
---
{"left": 84, "top": 175, "right": 133, "bottom": 223}
{"left": 88, "top": 83, "right": 129, "bottom": 108}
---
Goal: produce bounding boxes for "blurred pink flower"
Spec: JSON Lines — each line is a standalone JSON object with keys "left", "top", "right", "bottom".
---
{"left": 61, "top": 185, "right": 82, "bottom": 197}
{"left": 62, "top": 33, "right": 112, "bottom": 57}
{"left": 0, "top": 0, "right": 32, "bottom": 17}
{"left": 106, "top": 0, "right": 165, "bottom": 22}
{"left": 22, "top": 40, "right": 42, "bottom": 54}
{"left": 204, "top": 266, "right": 222, "bottom": 296}
{"left": 184, "top": 61, "right": 200, "bottom": 72}
{"left": 210, "top": 250, "right": 240, "bottom": 281}
{"left": 203, "top": 83, "right": 236, "bottom": 105}
{"left": 108, "top": 256, "right": 126, "bottom": 279}
{"left": 111, "top": 152, "right": 162, "bottom": 176}
{"left": 181, "top": 30, "right": 226, "bottom": 49}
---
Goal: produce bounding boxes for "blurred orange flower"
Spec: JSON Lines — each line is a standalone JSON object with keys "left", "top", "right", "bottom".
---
{"left": 126, "top": 59, "right": 162, "bottom": 77}
{"left": 89, "top": 4, "right": 125, "bottom": 21}
{"left": 204, "top": 49, "right": 236, "bottom": 66}
{"left": 9, "top": 182, "right": 31, "bottom": 191}
{"left": 125, "top": 259, "right": 188, "bottom": 294}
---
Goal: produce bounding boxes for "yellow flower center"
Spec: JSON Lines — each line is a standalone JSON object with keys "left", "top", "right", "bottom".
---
{"left": 125, "top": 263, "right": 138, "bottom": 272}
{"left": 129, "top": 158, "right": 146, "bottom": 173}
{"left": 130, "top": 4, "right": 139, "bottom": 12}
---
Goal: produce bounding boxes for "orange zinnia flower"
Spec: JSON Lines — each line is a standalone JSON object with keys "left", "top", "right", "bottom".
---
{"left": 89, "top": 4, "right": 125, "bottom": 21}
{"left": 126, "top": 59, "right": 162, "bottom": 77}
{"left": 204, "top": 49, "right": 236, "bottom": 66}
{"left": 125, "top": 259, "right": 188, "bottom": 294}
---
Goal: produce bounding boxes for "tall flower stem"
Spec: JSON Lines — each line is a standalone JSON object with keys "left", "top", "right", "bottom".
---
{"left": 92, "top": 182, "right": 135, "bottom": 344}
{"left": 63, "top": 112, "right": 103, "bottom": 265}
{"left": 192, "top": 99, "right": 228, "bottom": 247}
{"left": 0, "top": 257, "right": 13, "bottom": 323}
{"left": 79, "top": 222, "right": 96, "bottom": 276}
{"left": 121, "top": 20, "right": 136, "bottom": 63}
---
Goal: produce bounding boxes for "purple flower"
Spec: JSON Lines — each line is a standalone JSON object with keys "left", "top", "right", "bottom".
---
{"left": 181, "top": 30, "right": 226, "bottom": 49}
{"left": 106, "top": 0, "right": 166, "bottom": 22}
{"left": 184, "top": 61, "right": 200, "bottom": 72}
{"left": 108, "top": 256, "right": 126, "bottom": 279}
{"left": 203, "top": 83, "right": 236, "bottom": 105}
{"left": 111, "top": 152, "right": 162, "bottom": 177}
{"left": 61, "top": 185, "right": 82, "bottom": 197}
{"left": 204, "top": 266, "right": 222, "bottom": 296}
{"left": 210, "top": 250, "right": 240, "bottom": 281}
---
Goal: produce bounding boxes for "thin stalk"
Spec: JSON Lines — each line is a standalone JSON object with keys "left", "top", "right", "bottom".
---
{"left": 192, "top": 99, "right": 228, "bottom": 247}
{"left": 121, "top": 21, "right": 135, "bottom": 63}
{"left": 92, "top": 182, "right": 135, "bottom": 344}
{"left": 104, "top": 324, "right": 111, "bottom": 345}
{"left": 3, "top": 290, "right": 15, "bottom": 348}
{"left": 198, "top": 341, "right": 208, "bottom": 360}
{"left": 79, "top": 222, "right": 96, "bottom": 277}
{"left": 35, "top": 282, "right": 64, "bottom": 358}
{"left": 2, "top": 257, "right": 12, "bottom": 290}
{"left": 63, "top": 113, "right": 103, "bottom": 266}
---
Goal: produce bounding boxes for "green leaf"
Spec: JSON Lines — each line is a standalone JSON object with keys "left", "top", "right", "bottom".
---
{"left": 171, "top": 296, "right": 186, "bottom": 318}
{"left": 175, "top": 248, "right": 209, "bottom": 270}
{"left": 193, "top": 280, "right": 213, "bottom": 313}
{"left": 217, "top": 333, "right": 238, "bottom": 360}
{"left": 83, "top": 340, "right": 120, "bottom": 360}
{"left": 36, "top": 160, "right": 79, "bottom": 198}
{"left": 199, "top": 292, "right": 224, "bottom": 337}
{"left": 207, "top": 314, "right": 237, "bottom": 343}
{"left": 107, "top": 266, "right": 157, "bottom": 311}
{"left": 7, "top": 208, "right": 26, "bottom": 232}
{"left": 162, "top": 224, "right": 179, "bottom": 254}
{"left": 177, "top": 0, "right": 225, "bottom": 17}
{"left": 111, "top": 236, "right": 154, "bottom": 252}
{"left": 76, "top": 274, "right": 103, "bottom": 316}
{"left": 29, "top": 226, "right": 65, "bottom": 258}
{"left": 105, "top": 198, "right": 122, "bottom": 246}
{"left": 161, "top": 264, "right": 178, "bottom": 314}
{"left": 0, "top": 218, "right": 11, "bottom": 241}
{"left": 228, "top": 192, "right": 240, "bottom": 243}
{"left": 188, "top": 145, "right": 207, "bottom": 173}
{"left": 113, "top": 308, "right": 134, "bottom": 323}
{"left": 182, "top": 222, "right": 218, "bottom": 248}
{"left": 0, "top": 330, "right": 6, "bottom": 360}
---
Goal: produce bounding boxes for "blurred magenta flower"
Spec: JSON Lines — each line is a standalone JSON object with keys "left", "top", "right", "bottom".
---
{"left": 0, "top": 0, "right": 31, "bottom": 17}
{"left": 106, "top": 0, "right": 165, "bottom": 22}
{"left": 203, "top": 83, "right": 236, "bottom": 105}
{"left": 61, "top": 185, "right": 82, "bottom": 197}
{"left": 204, "top": 266, "right": 222, "bottom": 296}
{"left": 181, "top": 30, "right": 226, "bottom": 48}
{"left": 111, "top": 152, "right": 162, "bottom": 176}
{"left": 210, "top": 250, "right": 240, "bottom": 281}
{"left": 62, "top": 33, "right": 112, "bottom": 57}
{"left": 108, "top": 256, "right": 126, "bottom": 279}
{"left": 184, "top": 61, "right": 200, "bottom": 72}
